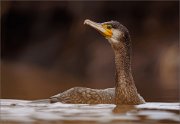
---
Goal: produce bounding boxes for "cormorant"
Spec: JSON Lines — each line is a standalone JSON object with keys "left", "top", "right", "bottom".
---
{"left": 50, "top": 19, "right": 145, "bottom": 105}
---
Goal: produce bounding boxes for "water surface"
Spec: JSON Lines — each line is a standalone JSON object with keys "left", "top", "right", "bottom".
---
{"left": 0, "top": 99, "right": 179, "bottom": 124}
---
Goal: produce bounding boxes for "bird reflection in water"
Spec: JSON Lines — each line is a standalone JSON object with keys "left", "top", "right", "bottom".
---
{"left": 113, "top": 105, "right": 136, "bottom": 113}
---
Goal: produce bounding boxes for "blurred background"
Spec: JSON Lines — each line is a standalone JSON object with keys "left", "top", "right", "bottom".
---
{"left": 1, "top": 1, "right": 179, "bottom": 102}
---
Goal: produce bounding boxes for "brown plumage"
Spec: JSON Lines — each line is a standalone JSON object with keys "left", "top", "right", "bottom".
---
{"left": 50, "top": 87, "right": 115, "bottom": 104}
{"left": 50, "top": 19, "right": 145, "bottom": 105}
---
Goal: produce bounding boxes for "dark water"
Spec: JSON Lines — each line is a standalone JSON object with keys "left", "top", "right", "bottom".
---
{"left": 0, "top": 99, "right": 179, "bottom": 124}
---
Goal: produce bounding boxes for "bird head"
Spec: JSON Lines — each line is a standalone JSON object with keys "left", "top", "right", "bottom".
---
{"left": 84, "top": 19, "right": 130, "bottom": 50}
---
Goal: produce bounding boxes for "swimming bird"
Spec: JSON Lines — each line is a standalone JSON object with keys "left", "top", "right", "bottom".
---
{"left": 50, "top": 19, "right": 145, "bottom": 105}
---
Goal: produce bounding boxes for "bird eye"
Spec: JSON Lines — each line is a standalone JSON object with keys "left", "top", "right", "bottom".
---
{"left": 106, "top": 25, "right": 112, "bottom": 29}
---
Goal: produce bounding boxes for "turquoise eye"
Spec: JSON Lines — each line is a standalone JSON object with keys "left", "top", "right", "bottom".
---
{"left": 107, "top": 25, "right": 112, "bottom": 29}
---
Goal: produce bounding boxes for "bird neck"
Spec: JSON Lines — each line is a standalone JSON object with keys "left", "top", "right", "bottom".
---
{"left": 112, "top": 41, "right": 139, "bottom": 104}
{"left": 113, "top": 42, "right": 134, "bottom": 86}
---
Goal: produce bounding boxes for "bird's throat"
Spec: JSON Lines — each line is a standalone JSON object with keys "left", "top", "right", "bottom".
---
{"left": 113, "top": 43, "right": 139, "bottom": 105}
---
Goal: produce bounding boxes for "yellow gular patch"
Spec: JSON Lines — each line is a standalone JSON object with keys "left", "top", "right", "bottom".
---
{"left": 102, "top": 24, "right": 113, "bottom": 38}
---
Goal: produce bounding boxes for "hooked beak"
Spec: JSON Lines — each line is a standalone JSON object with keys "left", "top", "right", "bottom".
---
{"left": 84, "top": 19, "right": 112, "bottom": 38}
